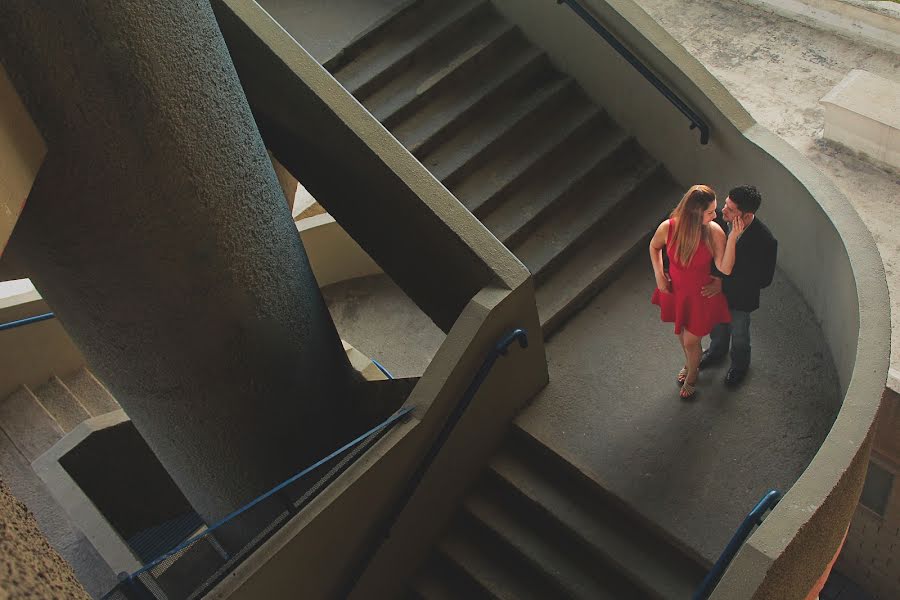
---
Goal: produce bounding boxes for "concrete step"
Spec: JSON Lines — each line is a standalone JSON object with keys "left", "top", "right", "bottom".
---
{"left": 452, "top": 95, "right": 599, "bottom": 219}
{"left": 409, "top": 553, "right": 494, "bottom": 600}
{"left": 463, "top": 484, "right": 627, "bottom": 600}
{"left": 0, "top": 386, "right": 64, "bottom": 461}
{"left": 333, "top": 0, "right": 490, "bottom": 98}
{"left": 32, "top": 375, "right": 91, "bottom": 433}
{"left": 391, "top": 45, "right": 547, "bottom": 157}
{"left": 322, "top": 0, "right": 420, "bottom": 72}
{"left": 364, "top": 15, "right": 518, "bottom": 126}
{"left": 536, "top": 170, "right": 681, "bottom": 337}
{"left": 61, "top": 368, "right": 120, "bottom": 417}
{"left": 423, "top": 75, "right": 574, "bottom": 187}
{"left": 489, "top": 428, "right": 707, "bottom": 599}
{"left": 483, "top": 116, "right": 628, "bottom": 249}
{"left": 438, "top": 512, "right": 562, "bottom": 600}
{"left": 512, "top": 142, "right": 659, "bottom": 282}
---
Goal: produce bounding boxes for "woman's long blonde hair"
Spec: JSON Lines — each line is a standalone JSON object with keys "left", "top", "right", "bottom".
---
{"left": 669, "top": 185, "right": 716, "bottom": 266}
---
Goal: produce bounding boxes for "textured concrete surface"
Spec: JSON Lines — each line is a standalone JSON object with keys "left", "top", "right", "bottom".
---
{"left": 257, "top": 0, "right": 410, "bottom": 65}
{"left": 0, "top": 429, "right": 116, "bottom": 598}
{"left": 0, "top": 478, "right": 90, "bottom": 600}
{"left": 1, "top": 1, "right": 360, "bottom": 523}
{"left": 516, "top": 256, "right": 841, "bottom": 563}
{"left": 323, "top": 274, "right": 445, "bottom": 379}
{"left": 636, "top": 0, "right": 900, "bottom": 377}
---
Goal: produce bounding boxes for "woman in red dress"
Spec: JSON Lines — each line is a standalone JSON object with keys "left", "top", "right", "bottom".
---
{"left": 649, "top": 185, "right": 744, "bottom": 398}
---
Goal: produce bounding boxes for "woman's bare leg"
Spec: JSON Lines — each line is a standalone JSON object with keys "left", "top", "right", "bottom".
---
{"left": 682, "top": 330, "right": 702, "bottom": 384}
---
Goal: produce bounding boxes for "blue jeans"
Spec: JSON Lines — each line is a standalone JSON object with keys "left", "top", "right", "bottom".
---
{"left": 708, "top": 310, "right": 751, "bottom": 371}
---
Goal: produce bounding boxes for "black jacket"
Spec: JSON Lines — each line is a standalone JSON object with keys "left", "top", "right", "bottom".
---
{"left": 713, "top": 213, "right": 777, "bottom": 312}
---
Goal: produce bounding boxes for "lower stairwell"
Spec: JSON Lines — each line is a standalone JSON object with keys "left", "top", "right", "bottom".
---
{"left": 407, "top": 426, "right": 707, "bottom": 600}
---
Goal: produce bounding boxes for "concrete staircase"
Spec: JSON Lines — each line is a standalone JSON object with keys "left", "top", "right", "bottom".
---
{"left": 0, "top": 368, "right": 121, "bottom": 461}
{"left": 323, "top": 2, "right": 704, "bottom": 596}
{"left": 408, "top": 427, "right": 708, "bottom": 599}
{"left": 326, "top": 0, "right": 681, "bottom": 339}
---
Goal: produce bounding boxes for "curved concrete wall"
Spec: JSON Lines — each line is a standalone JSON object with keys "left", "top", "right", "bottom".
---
{"left": 489, "top": 1, "right": 890, "bottom": 598}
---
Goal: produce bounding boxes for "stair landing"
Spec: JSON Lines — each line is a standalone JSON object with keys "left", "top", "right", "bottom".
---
{"left": 515, "top": 255, "right": 841, "bottom": 564}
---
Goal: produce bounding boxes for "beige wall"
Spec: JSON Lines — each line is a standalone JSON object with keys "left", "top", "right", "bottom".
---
{"left": 297, "top": 214, "right": 381, "bottom": 288}
{"left": 489, "top": 1, "right": 890, "bottom": 598}
{"left": 0, "top": 63, "right": 45, "bottom": 258}
{"left": 0, "top": 297, "right": 85, "bottom": 399}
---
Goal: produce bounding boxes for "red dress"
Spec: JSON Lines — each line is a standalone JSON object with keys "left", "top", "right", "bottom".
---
{"left": 652, "top": 218, "right": 731, "bottom": 336}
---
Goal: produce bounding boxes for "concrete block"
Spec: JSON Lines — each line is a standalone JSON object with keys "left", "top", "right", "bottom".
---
{"left": 820, "top": 69, "right": 900, "bottom": 170}
{"left": 0, "top": 385, "right": 63, "bottom": 461}
{"left": 61, "top": 368, "right": 120, "bottom": 416}
{"left": 34, "top": 375, "right": 91, "bottom": 432}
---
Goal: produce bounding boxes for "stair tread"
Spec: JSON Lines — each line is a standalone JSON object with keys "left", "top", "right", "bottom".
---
{"left": 451, "top": 100, "right": 600, "bottom": 217}
{"left": 0, "top": 386, "right": 64, "bottom": 461}
{"left": 483, "top": 118, "right": 628, "bottom": 246}
{"left": 513, "top": 145, "right": 659, "bottom": 279}
{"left": 393, "top": 45, "right": 546, "bottom": 155}
{"left": 439, "top": 515, "right": 560, "bottom": 600}
{"left": 422, "top": 75, "right": 573, "bottom": 185}
{"left": 61, "top": 368, "right": 119, "bottom": 417}
{"left": 333, "top": 0, "right": 489, "bottom": 96}
{"left": 364, "top": 16, "right": 516, "bottom": 125}
{"left": 537, "top": 173, "right": 682, "bottom": 336}
{"left": 489, "top": 435, "right": 705, "bottom": 599}
{"left": 410, "top": 554, "right": 494, "bottom": 600}
{"left": 33, "top": 376, "right": 90, "bottom": 433}
{"left": 464, "top": 490, "right": 621, "bottom": 600}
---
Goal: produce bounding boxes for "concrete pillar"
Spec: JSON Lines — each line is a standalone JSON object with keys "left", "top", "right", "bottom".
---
{"left": 0, "top": 0, "right": 361, "bottom": 523}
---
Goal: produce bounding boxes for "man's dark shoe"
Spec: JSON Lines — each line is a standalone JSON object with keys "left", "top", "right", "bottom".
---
{"left": 699, "top": 350, "right": 725, "bottom": 370}
{"left": 724, "top": 368, "right": 747, "bottom": 387}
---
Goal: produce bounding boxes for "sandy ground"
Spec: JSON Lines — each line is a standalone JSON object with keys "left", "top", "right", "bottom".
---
{"left": 636, "top": 0, "right": 900, "bottom": 376}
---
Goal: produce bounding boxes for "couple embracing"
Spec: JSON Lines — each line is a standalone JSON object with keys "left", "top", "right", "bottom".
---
{"left": 649, "top": 185, "right": 778, "bottom": 399}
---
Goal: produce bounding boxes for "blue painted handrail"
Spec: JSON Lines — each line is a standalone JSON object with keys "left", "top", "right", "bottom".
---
{"left": 0, "top": 312, "right": 55, "bottom": 331}
{"left": 104, "top": 404, "right": 414, "bottom": 598}
{"left": 340, "top": 328, "right": 529, "bottom": 596}
{"left": 693, "top": 489, "right": 782, "bottom": 599}
{"left": 371, "top": 358, "right": 394, "bottom": 379}
{"left": 556, "top": 0, "right": 710, "bottom": 144}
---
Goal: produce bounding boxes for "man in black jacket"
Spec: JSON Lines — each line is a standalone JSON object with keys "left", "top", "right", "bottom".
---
{"left": 700, "top": 185, "right": 778, "bottom": 386}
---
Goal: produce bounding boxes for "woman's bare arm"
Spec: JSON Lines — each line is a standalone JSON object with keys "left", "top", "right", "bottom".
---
{"left": 649, "top": 220, "right": 671, "bottom": 293}
{"left": 711, "top": 219, "right": 742, "bottom": 275}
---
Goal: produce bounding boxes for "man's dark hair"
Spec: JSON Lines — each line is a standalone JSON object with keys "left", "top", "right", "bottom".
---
{"left": 729, "top": 185, "right": 762, "bottom": 213}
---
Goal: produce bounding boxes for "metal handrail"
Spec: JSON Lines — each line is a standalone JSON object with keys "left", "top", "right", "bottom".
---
{"left": 693, "top": 489, "right": 782, "bottom": 599}
{"left": 371, "top": 358, "right": 394, "bottom": 379}
{"left": 104, "top": 404, "right": 414, "bottom": 598}
{"left": 341, "top": 328, "right": 529, "bottom": 596}
{"left": 0, "top": 312, "right": 55, "bottom": 331}
{"left": 556, "top": 0, "right": 710, "bottom": 145}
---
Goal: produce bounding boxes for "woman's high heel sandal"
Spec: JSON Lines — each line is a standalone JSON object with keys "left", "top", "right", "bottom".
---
{"left": 677, "top": 367, "right": 688, "bottom": 385}
{"left": 680, "top": 378, "right": 697, "bottom": 399}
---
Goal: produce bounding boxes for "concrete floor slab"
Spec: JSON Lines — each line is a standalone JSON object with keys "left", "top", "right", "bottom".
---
{"left": 516, "top": 255, "right": 841, "bottom": 563}
{"left": 257, "top": 0, "right": 411, "bottom": 65}
{"left": 636, "top": 0, "right": 900, "bottom": 380}
{"left": 323, "top": 274, "right": 445, "bottom": 379}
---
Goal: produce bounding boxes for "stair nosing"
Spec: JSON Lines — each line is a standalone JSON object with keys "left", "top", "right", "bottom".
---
{"left": 337, "top": 0, "right": 491, "bottom": 98}
{"left": 519, "top": 152, "right": 661, "bottom": 282}
{"left": 490, "top": 127, "right": 632, "bottom": 248}
{"left": 460, "top": 104, "right": 603, "bottom": 218}
{"left": 427, "top": 76, "right": 575, "bottom": 186}
{"left": 489, "top": 449, "right": 701, "bottom": 600}
{"left": 402, "top": 46, "right": 546, "bottom": 157}
{"left": 464, "top": 491, "right": 620, "bottom": 600}
{"left": 373, "top": 21, "right": 519, "bottom": 127}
